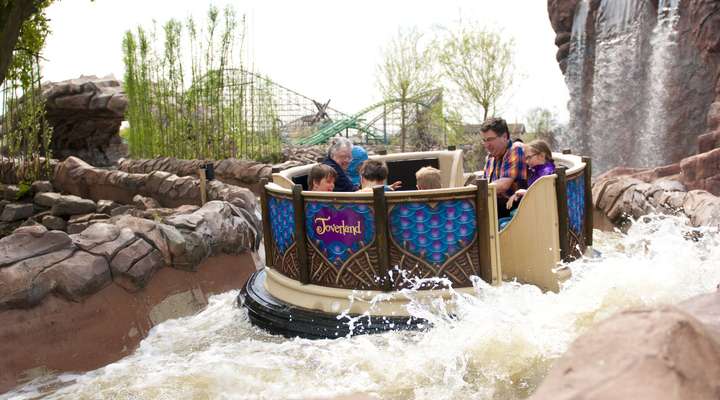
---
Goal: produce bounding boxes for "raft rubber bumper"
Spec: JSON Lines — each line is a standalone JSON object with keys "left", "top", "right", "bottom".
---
{"left": 238, "top": 269, "right": 425, "bottom": 339}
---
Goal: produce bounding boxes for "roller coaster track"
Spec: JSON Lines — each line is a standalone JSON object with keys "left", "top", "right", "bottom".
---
{"left": 193, "top": 68, "right": 442, "bottom": 146}
{"left": 294, "top": 89, "right": 443, "bottom": 146}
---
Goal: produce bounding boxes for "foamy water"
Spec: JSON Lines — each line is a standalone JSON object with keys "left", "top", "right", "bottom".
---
{"left": 4, "top": 215, "right": 719, "bottom": 400}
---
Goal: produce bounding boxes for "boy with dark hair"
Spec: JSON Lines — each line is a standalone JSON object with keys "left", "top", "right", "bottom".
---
{"left": 357, "top": 159, "right": 389, "bottom": 192}
{"left": 309, "top": 164, "right": 337, "bottom": 191}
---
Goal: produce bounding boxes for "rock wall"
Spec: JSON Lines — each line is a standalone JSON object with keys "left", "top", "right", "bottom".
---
{"left": 54, "top": 156, "right": 259, "bottom": 220}
{"left": 43, "top": 75, "right": 128, "bottom": 166}
{"left": 592, "top": 174, "right": 720, "bottom": 229}
{"left": 0, "top": 200, "right": 259, "bottom": 311}
{"left": 0, "top": 198, "right": 261, "bottom": 391}
{"left": 118, "top": 157, "right": 273, "bottom": 194}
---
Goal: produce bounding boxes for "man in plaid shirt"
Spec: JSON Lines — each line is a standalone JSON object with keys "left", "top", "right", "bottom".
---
{"left": 481, "top": 117, "right": 528, "bottom": 218}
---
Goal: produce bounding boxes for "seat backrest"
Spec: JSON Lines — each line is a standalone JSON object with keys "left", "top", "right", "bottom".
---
{"left": 385, "top": 158, "right": 440, "bottom": 191}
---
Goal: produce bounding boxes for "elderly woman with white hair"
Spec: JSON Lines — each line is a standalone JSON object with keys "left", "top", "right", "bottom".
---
{"left": 321, "top": 137, "right": 358, "bottom": 192}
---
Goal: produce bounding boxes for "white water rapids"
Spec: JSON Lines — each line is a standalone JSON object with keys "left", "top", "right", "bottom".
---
{"left": 4, "top": 215, "right": 720, "bottom": 400}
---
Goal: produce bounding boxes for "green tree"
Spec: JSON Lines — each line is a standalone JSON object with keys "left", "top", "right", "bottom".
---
{"left": 0, "top": 0, "right": 54, "bottom": 182}
{"left": 435, "top": 24, "right": 515, "bottom": 121}
{"left": 0, "top": 0, "right": 54, "bottom": 87}
{"left": 376, "top": 27, "right": 438, "bottom": 152}
{"left": 525, "top": 107, "right": 558, "bottom": 146}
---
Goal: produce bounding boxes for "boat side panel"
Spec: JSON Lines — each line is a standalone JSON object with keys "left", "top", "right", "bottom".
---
{"left": 386, "top": 192, "right": 490, "bottom": 288}
{"left": 566, "top": 171, "right": 587, "bottom": 259}
{"left": 303, "top": 198, "right": 381, "bottom": 290}
{"left": 498, "top": 176, "right": 562, "bottom": 292}
{"left": 267, "top": 192, "right": 300, "bottom": 280}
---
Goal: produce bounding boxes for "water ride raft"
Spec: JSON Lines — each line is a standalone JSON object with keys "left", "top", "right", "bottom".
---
{"left": 239, "top": 149, "right": 593, "bottom": 339}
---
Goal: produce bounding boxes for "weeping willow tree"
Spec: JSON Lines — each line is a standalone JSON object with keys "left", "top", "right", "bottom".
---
{"left": 0, "top": 0, "right": 53, "bottom": 183}
{"left": 122, "top": 5, "right": 281, "bottom": 161}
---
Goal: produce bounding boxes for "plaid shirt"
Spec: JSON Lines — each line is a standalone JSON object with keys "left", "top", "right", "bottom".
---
{"left": 483, "top": 140, "right": 528, "bottom": 197}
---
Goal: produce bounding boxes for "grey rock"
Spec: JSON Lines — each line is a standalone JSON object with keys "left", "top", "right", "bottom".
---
{"left": 87, "top": 227, "right": 136, "bottom": 259}
{"left": 51, "top": 195, "right": 96, "bottom": 216}
{"left": 96, "top": 199, "right": 121, "bottom": 214}
{"left": 110, "top": 205, "right": 134, "bottom": 217}
{"left": 41, "top": 215, "right": 67, "bottom": 231}
{"left": 132, "top": 194, "right": 161, "bottom": 211}
{"left": 34, "top": 192, "right": 61, "bottom": 208}
{"left": 20, "top": 218, "right": 42, "bottom": 228}
{"left": 2, "top": 185, "right": 20, "bottom": 201}
{"left": 30, "top": 181, "right": 53, "bottom": 194}
{"left": 110, "top": 215, "right": 171, "bottom": 264}
{"left": 172, "top": 230, "right": 210, "bottom": 271}
{"left": 70, "top": 223, "right": 120, "bottom": 251}
{"left": 68, "top": 213, "right": 110, "bottom": 224}
{"left": 0, "top": 203, "right": 34, "bottom": 222}
{"left": 67, "top": 222, "right": 90, "bottom": 234}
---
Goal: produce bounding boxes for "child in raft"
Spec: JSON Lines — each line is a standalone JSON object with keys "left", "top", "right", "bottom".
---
{"left": 308, "top": 164, "right": 337, "bottom": 191}
{"left": 505, "top": 139, "right": 556, "bottom": 209}
{"left": 357, "top": 159, "right": 390, "bottom": 192}
{"left": 415, "top": 166, "right": 442, "bottom": 190}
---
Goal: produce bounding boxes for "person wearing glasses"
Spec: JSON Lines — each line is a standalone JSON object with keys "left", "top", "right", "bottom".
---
{"left": 481, "top": 117, "right": 528, "bottom": 218}
{"left": 506, "top": 139, "right": 556, "bottom": 209}
{"left": 322, "top": 137, "right": 358, "bottom": 192}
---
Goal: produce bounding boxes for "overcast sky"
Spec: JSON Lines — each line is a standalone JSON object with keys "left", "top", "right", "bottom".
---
{"left": 42, "top": 0, "right": 569, "bottom": 124}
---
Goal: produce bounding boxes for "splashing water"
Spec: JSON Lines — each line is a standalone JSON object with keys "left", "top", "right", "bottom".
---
{"left": 4, "top": 215, "right": 720, "bottom": 400}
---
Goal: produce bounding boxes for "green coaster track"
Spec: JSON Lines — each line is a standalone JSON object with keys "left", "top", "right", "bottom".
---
{"left": 294, "top": 89, "right": 443, "bottom": 146}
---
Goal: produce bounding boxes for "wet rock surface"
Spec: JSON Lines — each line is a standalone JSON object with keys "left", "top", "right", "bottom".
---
{"left": 530, "top": 292, "right": 720, "bottom": 400}
{"left": 548, "top": 0, "right": 718, "bottom": 172}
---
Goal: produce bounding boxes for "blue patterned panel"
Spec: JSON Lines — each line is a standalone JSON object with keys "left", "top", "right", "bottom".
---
{"left": 389, "top": 200, "right": 476, "bottom": 266}
{"left": 566, "top": 174, "right": 585, "bottom": 234}
{"left": 268, "top": 196, "right": 295, "bottom": 254}
{"left": 305, "top": 202, "right": 375, "bottom": 268}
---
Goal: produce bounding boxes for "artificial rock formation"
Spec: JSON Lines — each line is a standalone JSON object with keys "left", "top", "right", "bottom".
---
{"left": 53, "top": 156, "right": 259, "bottom": 224}
{"left": 592, "top": 175, "right": 720, "bottom": 229}
{"left": 43, "top": 75, "right": 128, "bottom": 166}
{"left": 548, "top": 0, "right": 720, "bottom": 176}
{"left": 0, "top": 200, "right": 259, "bottom": 311}
{"left": 530, "top": 292, "right": 720, "bottom": 400}
{"left": 549, "top": 0, "right": 720, "bottom": 229}
{"left": 118, "top": 157, "right": 273, "bottom": 193}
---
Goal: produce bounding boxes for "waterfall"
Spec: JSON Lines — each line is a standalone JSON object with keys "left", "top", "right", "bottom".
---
{"left": 562, "top": 0, "right": 709, "bottom": 174}
{"left": 637, "top": 0, "right": 680, "bottom": 168}
{"left": 564, "top": 0, "right": 590, "bottom": 156}
{"left": 586, "top": 0, "right": 653, "bottom": 173}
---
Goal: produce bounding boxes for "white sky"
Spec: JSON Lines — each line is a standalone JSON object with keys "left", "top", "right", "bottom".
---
{"left": 42, "top": 0, "right": 569, "bottom": 124}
